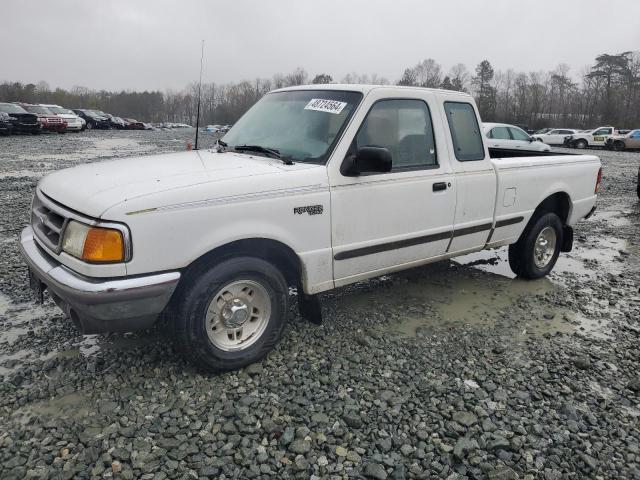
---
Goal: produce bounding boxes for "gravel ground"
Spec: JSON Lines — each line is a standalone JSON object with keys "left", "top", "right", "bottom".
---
{"left": 0, "top": 130, "right": 639, "bottom": 480}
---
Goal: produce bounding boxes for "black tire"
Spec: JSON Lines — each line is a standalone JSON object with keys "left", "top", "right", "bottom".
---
{"left": 575, "top": 139, "right": 588, "bottom": 149}
{"left": 613, "top": 141, "right": 625, "bottom": 151}
{"left": 171, "top": 256, "right": 289, "bottom": 372}
{"left": 508, "top": 212, "right": 563, "bottom": 279}
{"left": 86, "top": 122, "right": 93, "bottom": 130}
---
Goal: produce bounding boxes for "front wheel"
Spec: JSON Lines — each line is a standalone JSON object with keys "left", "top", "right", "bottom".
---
{"left": 171, "top": 257, "right": 289, "bottom": 372}
{"left": 508, "top": 212, "right": 563, "bottom": 279}
{"left": 575, "top": 139, "right": 587, "bottom": 149}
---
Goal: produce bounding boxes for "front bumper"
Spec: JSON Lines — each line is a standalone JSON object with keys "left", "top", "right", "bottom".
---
{"left": 16, "top": 123, "right": 41, "bottom": 133}
{"left": 19, "top": 226, "right": 180, "bottom": 334}
{"left": 42, "top": 123, "right": 67, "bottom": 132}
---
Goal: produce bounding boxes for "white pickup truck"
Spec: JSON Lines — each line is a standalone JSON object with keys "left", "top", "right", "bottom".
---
{"left": 20, "top": 85, "right": 601, "bottom": 371}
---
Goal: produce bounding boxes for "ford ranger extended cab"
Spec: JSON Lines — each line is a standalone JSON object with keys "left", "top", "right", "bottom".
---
{"left": 20, "top": 85, "right": 601, "bottom": 372}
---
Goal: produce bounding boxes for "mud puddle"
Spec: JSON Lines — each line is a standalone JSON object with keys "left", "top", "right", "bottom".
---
{"left": 554, "top": 237, "right": 627, "bottom": 279}
{"left": 453, "top": 237, "right": 629, "bottom": 283}
{"left": 338, "top": 250, "right": 614, "bottom": 341}
{"left": 13, "top": 391, "right": 92, "bottom": 424}
{"left": 340, "top": 262, "right": 554, "bottom": 333}
{"left": 26, "top": 137, "right": 154, "bottom": 162}
{"left": 590, "top": 209, "right": 633, "bottom": 228}
{"left": 0, "top": 169, "right": 46, "bottom": 179}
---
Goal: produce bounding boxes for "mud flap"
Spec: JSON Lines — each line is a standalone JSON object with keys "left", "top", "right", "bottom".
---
{"left": 28, "top": 268, "right": 45, "bottom": 304}
{"left": 298, "top": 293, "right": 322, "bottom": 325}
{"left": 561, "top": 225, "right": 574, "bottom": 252}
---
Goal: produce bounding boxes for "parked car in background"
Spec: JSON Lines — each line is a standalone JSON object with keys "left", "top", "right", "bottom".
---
{"left": 483, "top": 123, "right": 551, "bottom": 152}
{"left": 564, "top": 126, "right": 617, "bottom": 149}
{"left": 532, "top": 128, "right": 580, "bottom": 145}
{"left": 605, "top": 129, "right": 640, "bottom": 151}
{"left": 21, "top": 104, "right": 67, "bottom": 133}
{"left": 40, "top": 104, "right": 84, "bottom": 132}
{"left": 72, "top": 109, "right": 110, "bottom": 130}
{"left": 104, "top": 114, "right": 127, "bottom": 129}
{"left": 205, "top": 124, "right": 221, "bottom": 133}
{"left": 534, "top": 128, "right": 553, "bottom": 135}
{"left": 0, "top": 112, "right": 16, "bottom": 135}
{"left": 124, "top": 118, "right": 145, "bottom": 130}
{"left": 0, "top": 103, "right": 42, "bottom": 134}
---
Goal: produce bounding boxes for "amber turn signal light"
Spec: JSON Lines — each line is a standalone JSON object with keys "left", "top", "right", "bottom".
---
{"left": 82, "top": 227, "right": 125, "bottom": 262}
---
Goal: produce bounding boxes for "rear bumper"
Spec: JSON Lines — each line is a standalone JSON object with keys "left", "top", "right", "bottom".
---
{"left": 19, "top": 226, "right": 180, "bottom": 334}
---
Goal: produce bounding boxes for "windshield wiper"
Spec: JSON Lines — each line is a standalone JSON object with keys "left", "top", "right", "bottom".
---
{"left": 233, "top": 144, "right": 293, "bottom": 165}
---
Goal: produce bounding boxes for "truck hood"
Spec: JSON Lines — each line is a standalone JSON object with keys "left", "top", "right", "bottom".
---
{"left": 38, "top": 150, "right": 323, "bottom": 218}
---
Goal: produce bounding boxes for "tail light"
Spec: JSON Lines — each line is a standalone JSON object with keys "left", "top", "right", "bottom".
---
{"left": 595, "top": 167, "right": 603, "bottom": 194}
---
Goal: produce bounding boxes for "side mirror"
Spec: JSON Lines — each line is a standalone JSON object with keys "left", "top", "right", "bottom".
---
{"left": 341, "top": 146, "right": 392, "bottom": 176}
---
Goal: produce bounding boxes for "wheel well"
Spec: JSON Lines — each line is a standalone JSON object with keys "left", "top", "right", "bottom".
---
{"left": 182, "top": 238, "right": 303, "bottom": 289}
{"left": 534, "top": 192, "right": 571, "bottom": 224}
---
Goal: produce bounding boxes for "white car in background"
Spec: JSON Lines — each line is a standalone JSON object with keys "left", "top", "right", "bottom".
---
{"left": 564, "top": 126, "right": 617, "bottom": 149}
{"left": 532, "top": 128, "right": 580, "bottom": 145}
{"left": 483, "top": 123, "right": 551, "bottom": 152}
{"left": 40, "top": 104, "right": 84, "bottom": 132}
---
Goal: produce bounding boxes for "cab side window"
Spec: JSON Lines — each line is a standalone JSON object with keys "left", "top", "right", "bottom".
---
{"left": 593, "top": 128, "right": 611, "bottom": 136}
{"left": 444, "top": 101, "right": 485, "bottom": 161}
{"left": 356, "top": 99, "right": 437, "bottom": 169}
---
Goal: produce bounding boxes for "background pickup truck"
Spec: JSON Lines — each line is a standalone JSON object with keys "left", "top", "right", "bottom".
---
{"left": 20, "top": 85, "right": 602, "bottom": 372}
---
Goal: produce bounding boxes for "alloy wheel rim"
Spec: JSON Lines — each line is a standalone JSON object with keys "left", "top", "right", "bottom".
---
{"left": 533, "top": 226, "right": 557, "bottom": 269}
{"left": 205, "top": 280, "right": 271, "bottom": 351}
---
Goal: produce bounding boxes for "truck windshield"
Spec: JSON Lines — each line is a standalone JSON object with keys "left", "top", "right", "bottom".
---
{"left": 222, "top": 90, "right": 363, "bottom": 164}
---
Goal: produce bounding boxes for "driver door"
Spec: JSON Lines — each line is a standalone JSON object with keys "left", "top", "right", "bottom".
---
{"left": 328, "top": 92, "right": 456, "bottom": 285}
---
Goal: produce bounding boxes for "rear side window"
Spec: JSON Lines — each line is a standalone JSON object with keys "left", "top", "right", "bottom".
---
{"left": 444, "top": 102, "right": 485, "bottom": 161}
{"left": 489, "top": 127, "right": 510, "bottom": 139}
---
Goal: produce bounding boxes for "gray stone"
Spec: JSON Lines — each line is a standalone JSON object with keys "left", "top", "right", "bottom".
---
{"left": 364, "top": 462, "right": 388, "bottom": 480}
{"left": 453, "top": 411, "right": 478, "bottom": 427}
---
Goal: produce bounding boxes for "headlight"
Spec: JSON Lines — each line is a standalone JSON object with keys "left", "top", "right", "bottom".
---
{"left": 62, "top": 220, "right": 126, "bottom": 263}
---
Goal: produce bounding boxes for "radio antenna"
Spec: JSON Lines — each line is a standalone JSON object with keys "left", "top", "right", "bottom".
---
{"left": 194, "top": 39, "right": 204, "bottom": 150}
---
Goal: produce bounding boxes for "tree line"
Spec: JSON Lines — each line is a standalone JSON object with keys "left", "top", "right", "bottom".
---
{"left": 1, "top": 51, "right": 638, "bottom": 128}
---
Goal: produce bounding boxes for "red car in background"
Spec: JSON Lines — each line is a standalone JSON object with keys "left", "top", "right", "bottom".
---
{"left": 19, "top": 104, "right": 67, "bottom": 133}
{"left": 124, "top": 118, "right": 145, "bottom": 130}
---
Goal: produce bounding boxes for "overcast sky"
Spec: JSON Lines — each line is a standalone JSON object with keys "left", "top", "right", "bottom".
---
{"left": 2, "top": 0, "right": 639, "bottom": 92}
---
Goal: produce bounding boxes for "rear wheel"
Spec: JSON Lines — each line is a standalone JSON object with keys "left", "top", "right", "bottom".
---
{"left": 171, "top": 257, "right": 289, "bottom": 372}
{"left": 508, "top": 212, "right": 563, "bottom": 279}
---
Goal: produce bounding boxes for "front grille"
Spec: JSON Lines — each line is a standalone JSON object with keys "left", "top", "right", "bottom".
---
{"left": 47, "top": 117, "right": 62, "bottom": 124}
{"left": 31, "top": 193, "right": 67, "bottom": 253}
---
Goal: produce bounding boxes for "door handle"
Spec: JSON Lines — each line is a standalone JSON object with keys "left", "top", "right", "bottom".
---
{"left": 433, "top": 182, "right": 448, "bottom": 192}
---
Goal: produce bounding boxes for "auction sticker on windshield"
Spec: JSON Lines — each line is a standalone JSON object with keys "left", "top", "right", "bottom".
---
{"left": 304, "top": 99, "right": 348, "bottom": 115}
